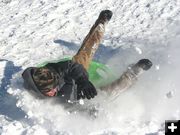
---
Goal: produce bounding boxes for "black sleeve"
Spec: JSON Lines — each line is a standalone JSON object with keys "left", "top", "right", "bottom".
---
{"left": 45, "top": 60, "right": 88, "bottom": 82}
{"left": 57, "top": 83, "right": 73, "bottom": 98}
{"left": 67, "top": 61, "right": 89, "bottom": 81}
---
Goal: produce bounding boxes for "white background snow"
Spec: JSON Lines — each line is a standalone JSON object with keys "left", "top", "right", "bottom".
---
{"left": 0, "top": 0, "right": 180, "bottom": 134}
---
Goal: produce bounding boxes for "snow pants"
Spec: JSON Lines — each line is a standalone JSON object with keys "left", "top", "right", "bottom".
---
{"left": 72, "top": 16, "right": 106, "bottom": 70}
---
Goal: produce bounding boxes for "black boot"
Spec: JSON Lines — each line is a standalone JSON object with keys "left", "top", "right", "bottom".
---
{"left": 97, "top": 10, "right": 113, "bottom": 24}
{"left": 136, "top": 59, "right": 153, "bottom": 71}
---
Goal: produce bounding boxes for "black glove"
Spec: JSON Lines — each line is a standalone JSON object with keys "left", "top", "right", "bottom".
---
{"left": 76, "top": 78, "right": 97, "bottom": 100}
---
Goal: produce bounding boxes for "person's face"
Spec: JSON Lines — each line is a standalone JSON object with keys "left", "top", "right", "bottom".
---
{"left": 41, "top": 86, "right": 58, "bottom": 97}
{"left": 33, "top": 67, "right": 58, "bottom": 96}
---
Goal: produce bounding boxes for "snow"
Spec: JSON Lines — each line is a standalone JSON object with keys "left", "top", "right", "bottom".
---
{"left": 0, "top": 0, "right": 180, "bottom": 134}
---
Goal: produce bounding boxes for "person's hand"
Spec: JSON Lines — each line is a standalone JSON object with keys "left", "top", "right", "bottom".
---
{"left": 76, "top": 79, "right": 97, "bottom": 100}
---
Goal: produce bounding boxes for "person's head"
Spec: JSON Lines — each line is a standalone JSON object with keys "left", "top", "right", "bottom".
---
{"left": 136, "top": 59, "right": 153, "bottom": 70}
{"left": 32, "top": 67, "right": 59, "bottom": 96}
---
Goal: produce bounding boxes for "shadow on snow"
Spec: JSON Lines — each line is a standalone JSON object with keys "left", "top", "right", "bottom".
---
{"left": 54, "top": 39, "right": 120, "bottom": 64}
{"left": 0, "top": 59, "right": 26, "bottom": 121}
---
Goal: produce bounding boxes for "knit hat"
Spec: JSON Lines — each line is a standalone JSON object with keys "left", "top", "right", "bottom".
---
{"left": 32, "top": 67, "right": 59, "bottom": 92}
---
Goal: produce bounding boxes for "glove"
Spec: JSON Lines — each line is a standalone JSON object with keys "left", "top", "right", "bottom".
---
{"left": 76, "top": 78, "right": 97, "bottom": 100}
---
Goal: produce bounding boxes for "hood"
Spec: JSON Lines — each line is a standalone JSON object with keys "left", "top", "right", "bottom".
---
{"left": 22, "top": 67, "right": 45, "bottom": 97}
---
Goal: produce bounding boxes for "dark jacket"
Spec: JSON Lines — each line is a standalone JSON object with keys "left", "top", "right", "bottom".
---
{"left": 22, "top": 60, "right": 88, "bottom": 101}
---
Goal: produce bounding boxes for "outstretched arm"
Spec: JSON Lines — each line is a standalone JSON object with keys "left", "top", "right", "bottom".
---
{"left": 46, "top": 60, "right": 97, "bottom": 100}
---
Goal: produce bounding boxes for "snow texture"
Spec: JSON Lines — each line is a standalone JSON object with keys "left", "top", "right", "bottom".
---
{"left": 0, "top": 0, "right": 180, "bottom": 134}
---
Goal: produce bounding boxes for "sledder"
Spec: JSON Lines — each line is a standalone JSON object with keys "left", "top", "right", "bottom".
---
{"left": 22, "top": 10, "right": 152, "bottom": 102}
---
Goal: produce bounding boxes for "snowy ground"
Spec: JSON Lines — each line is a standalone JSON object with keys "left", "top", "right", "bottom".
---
{"left": 0, "top": 0, "right": 180, "bottom": 134}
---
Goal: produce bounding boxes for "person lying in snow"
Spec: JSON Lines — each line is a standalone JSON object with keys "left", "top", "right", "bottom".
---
{"left": 22, "top": 10, "right": 152, "bottom": 102}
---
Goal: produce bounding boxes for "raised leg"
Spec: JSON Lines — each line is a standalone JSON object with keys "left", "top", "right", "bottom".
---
{"left": 101, "top": 59, "right": 153, "bottom": 95}
{"left": 72, "top": 10, "right": 113, "bottom": 70}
